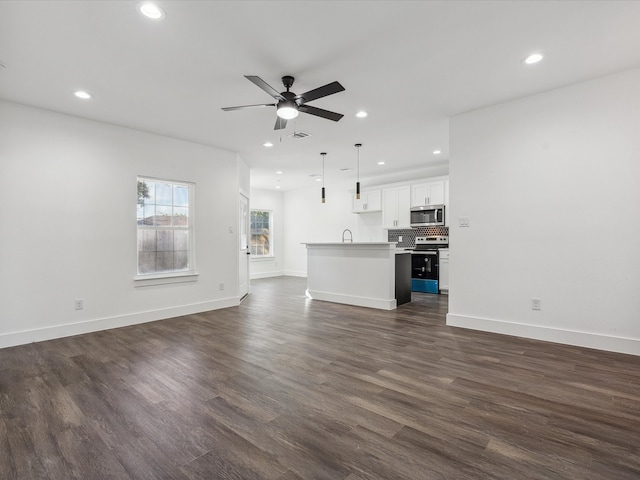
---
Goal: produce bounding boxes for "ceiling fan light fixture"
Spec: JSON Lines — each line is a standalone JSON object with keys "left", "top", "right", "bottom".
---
{"left": 277, "top": 100, "right": 299, "bottom": 120}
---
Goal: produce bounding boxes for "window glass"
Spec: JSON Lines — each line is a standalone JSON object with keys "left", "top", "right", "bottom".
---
{"left": 250, "top": 210, "right": 273, "bottom": 257}
{"left": 137, "top": 177, "right": 194, "bottom": 275}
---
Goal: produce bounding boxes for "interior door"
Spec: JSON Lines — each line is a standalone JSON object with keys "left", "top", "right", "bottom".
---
{"left": 239, "top": 193, "right": 249, "bottom": 299}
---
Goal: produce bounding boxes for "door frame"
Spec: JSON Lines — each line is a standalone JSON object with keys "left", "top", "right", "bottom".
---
{"left": 239, "top": 191, "right": 250, "bottom": 299}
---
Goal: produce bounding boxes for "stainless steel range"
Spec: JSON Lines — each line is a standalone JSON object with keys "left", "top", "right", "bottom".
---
{"left": 411, "top": 236, "right": 449, "bottom": 293}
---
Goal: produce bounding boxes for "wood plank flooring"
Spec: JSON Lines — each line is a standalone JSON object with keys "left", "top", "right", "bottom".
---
{"left": 1, "top": 276, "right": 639, "bottom": 479}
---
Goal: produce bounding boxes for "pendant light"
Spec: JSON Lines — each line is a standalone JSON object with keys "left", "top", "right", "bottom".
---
{"left": 320, "top": 152, "right": 327, "bottom": 203}
{"left": 354, "top": 143, "right": 362, "bottom": 199}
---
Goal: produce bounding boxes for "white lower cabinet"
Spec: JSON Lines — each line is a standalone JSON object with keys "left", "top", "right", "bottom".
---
{"left": 438, "top": 248, "right": 449, "bottom": 292}
{"left": 382, "top": 186, "right": 411, "bottom": 228}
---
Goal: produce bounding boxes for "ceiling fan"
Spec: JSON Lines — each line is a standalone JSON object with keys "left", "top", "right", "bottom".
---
{"left": 222, "top": 75, "right": 345, "bottom": 130}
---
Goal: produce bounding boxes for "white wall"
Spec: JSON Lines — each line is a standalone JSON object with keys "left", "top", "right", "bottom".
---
{"left": 0, "top": 100, "right": 245, "bottom": 348}
{"left": 249, "top": 188, "right": 285, "bottom": 279}
{"left": 284, "top": 181, "right": 358, "bottom": 277}
{"left": 447, "top": 67, "right": 640, "bottom": 355}
{"left": 238, "top": 155, "right": 250, "bottom": 196}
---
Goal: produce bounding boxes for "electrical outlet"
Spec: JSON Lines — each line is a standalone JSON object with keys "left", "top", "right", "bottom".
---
{"left": 398, "top": 235, "right": 403, "bottom": 243}
{"left": 531, "top": 298, "right": 541, "bottom": 311}
{"left": 219, "top": 282, "right": 225, "bottom": 291}
{"left": 75, "top": 299, "right": 84, "bottom": 310}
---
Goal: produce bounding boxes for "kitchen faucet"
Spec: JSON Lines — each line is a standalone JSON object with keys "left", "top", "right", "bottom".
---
{"left": 342, "top": 229, "right": 353, "bottom": 243}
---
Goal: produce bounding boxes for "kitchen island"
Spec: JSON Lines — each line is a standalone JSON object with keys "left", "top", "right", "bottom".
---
{"left": 304, "top": 242, "right": 410, "bottom": 310}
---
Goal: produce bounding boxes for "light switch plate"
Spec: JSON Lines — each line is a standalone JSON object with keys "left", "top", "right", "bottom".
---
{"left": 459, "top": 216, "right": 470, "bottom": 227}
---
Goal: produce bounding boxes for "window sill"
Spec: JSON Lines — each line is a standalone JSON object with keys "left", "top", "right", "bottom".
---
{"left": 133, "top": 271, "right": 199, "bottom": 287}
{"left": 250, "top": 256, "right": 275, "bottom": 262}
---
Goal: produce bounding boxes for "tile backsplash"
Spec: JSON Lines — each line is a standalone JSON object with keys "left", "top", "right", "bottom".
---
{"left": 388, "top": 226, "right": 449, "bottom": 249}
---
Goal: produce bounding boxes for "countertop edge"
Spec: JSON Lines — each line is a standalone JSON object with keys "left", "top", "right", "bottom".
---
{"left": 302, "top": 242, "right": 397, "bottom": 246}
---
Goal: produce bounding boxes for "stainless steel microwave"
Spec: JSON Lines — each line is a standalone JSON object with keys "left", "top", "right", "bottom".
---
{"left": 410, "top": 204, "right": 445, "bottom": 227}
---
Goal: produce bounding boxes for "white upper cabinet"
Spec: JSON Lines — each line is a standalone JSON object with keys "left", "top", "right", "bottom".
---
{"left": 352, "top": 189, "right": 382, "bottom": 213}
{"left": 411, "top": 180, "right": 445, "bottom": 206}
{"left": 382, "top": 186, "right": 411, "bottom": 228}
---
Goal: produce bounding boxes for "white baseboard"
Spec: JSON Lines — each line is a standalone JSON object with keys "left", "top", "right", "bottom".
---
{"left": 446, "top": 313, "right": 640, "bottom": 356}
{"left": 0, "top": 297, "right": 239, "bottom": 350}
{"left": 283, "top": 270, "right": 307, "bottom": 278}
{"left": 307, "top": 289, "right": 396, "bottom": 311}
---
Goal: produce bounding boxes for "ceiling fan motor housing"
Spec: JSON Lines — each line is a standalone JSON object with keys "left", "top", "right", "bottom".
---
{"left": 281, "top": 75, "right": 295, "bottom": 91}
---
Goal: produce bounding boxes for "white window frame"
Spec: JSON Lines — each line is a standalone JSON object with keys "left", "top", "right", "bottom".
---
{"left": 134, "top": 176, "right": 198, "bottom": 286}
{"left": 250, "top": 209, "right": 274, "bottom": 258}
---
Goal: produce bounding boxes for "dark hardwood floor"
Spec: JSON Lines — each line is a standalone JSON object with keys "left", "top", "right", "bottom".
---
{"left": 1, "top": 276, "right": 639, "bottom": 479}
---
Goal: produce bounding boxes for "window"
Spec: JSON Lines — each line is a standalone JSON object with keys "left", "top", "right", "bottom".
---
{"left": 136, "top": 177, "right": 194, "bottom": 276}
{"left": 250, "top": 210, "right": 273, "bottom": 257}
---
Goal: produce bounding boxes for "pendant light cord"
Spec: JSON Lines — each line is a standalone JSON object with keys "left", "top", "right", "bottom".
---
{"left": 356, "top": 145, "right": 360, "bottom": 183}
{"left": 320, "top": 152, "right": 327, "bottom": 203}
{"left": 355, "top": 143, "right": 362, "bottom": 199}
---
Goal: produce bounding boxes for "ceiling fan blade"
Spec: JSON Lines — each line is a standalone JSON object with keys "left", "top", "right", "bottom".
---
{"left": 296, "top": 81, "right": 345, "bottom": 104}
{"left": 245, "top": 75, "right": 285, "bottom": 100}
{"left": 221, "top": 103, "right": 275, "bottom": 111}
{"left": 274, "top": 116, "right": 288, "bottom": 130}
{"left": 298, "top": 104, "right": 344, "bottom": 122}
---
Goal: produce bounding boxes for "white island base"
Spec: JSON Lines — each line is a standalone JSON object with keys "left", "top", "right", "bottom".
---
{"left": 304, "top": 242, "right": 401, "bottom": 310}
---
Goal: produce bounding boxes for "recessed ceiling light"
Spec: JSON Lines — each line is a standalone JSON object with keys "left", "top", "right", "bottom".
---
{"left": 315, "top": 178, "right": 322, "bottom": 182}
{"left": 276, "top": 170, "right": 283, "bottom": 174}
{"left": 275, "top": 185, "right": 281, "bottom": 189}
{"left": 74, "top": 90, "right": 92, "bottom": 100}
{"left": 263, "top": 142, "right": 274, "bottom": 147}
{"left": 139, "top": 2, "right": 165, "bottom": 20}
{"left": 356, "top": 111, "right": 368, "bottom": 118}
{"left": 433, "top": 149, "right": 442, "bottom": 155}
{"left": 377, "top": 161, "right": 385, "bottom": 165}
{"left": 523, "top": 52, "right": 544, "bottom": 65}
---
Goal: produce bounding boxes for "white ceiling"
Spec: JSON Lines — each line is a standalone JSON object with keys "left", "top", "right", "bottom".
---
{"left": 2, "top": 1, "right": 640, "bottom": 191}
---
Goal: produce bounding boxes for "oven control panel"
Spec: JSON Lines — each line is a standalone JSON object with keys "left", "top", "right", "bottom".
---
{"left": 415, "top": 236, "right": 449, "bottom": 246}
